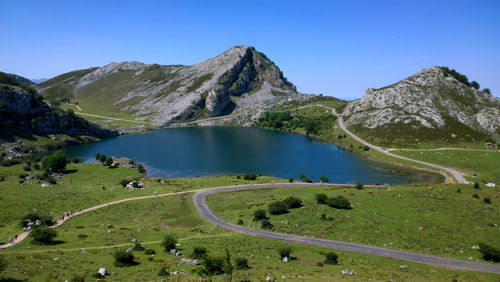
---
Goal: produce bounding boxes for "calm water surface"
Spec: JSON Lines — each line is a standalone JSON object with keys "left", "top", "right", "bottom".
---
{"left": 61, "top": 127, "right": 441, "bottom": 184}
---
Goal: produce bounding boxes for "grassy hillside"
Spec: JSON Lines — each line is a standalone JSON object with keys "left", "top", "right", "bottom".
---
{"left": 207, "top": 184, "right": 500, "bottom": 261}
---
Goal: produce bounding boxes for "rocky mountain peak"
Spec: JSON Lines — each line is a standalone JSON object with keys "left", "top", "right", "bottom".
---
{"left": 342, "top": 66, "right": 500, "bottom": 145}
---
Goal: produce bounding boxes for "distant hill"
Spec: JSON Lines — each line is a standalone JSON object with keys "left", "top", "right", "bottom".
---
{"left": 7, "top": 73, "right": 35, "bottom": 86}
{"left": 30, "top": 78, "right": 47, "bottom": 84}
{"left": 35, "top": 46, "right": 311, "bottom": 126}
{"left": 0, "top": 72, "right": 116, "bottom": 159}
{"left": 342, "top": 66, "right": 500, "bottom": 147}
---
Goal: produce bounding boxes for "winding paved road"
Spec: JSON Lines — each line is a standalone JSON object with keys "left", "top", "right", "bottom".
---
{"left": 193, "top": 183, "right": 500, "bottom": 274}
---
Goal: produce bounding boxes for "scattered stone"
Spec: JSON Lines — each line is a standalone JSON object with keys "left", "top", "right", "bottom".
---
{"left": 282, "top": 257, "right": 289, "bottom": 262}
{"left": 341, "top": 269, "right": 356, "bottom": 275}
{"left": 400, "top": 265, "right": 407, "bottom": 270}
{"left": 265, "top": 276, "right": 275, "bottom": 281}
{"left": 53, "top": 257, "right": 59, "bottom": 261}
{"left": 471, "top": 245, "right": 480, "bottom": 250}
{"left": 98, "top": 268, "right": 107, "bottom": 276}
{"left": 81, "top": 248, "right": 87, "bottom": 254}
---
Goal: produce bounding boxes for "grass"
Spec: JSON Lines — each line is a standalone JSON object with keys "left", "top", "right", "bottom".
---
{"left": 1, "top": 184, "right": 498, "bottom": 281}
{"left": 206, "top": 183, "right": 500, "bottom": 261}
{"left": 393, "top": 150, "right": 500, "bottom": 184}
{"left": 0, "top": 162, "right": 281, "bottom": 242}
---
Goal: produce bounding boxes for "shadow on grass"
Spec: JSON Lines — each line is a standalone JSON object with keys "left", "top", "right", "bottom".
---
{"left": 31, "top": 240, "right": 65, "bottom": 246}
{"left": 0, "top": 278, "right": 24, "bottom": 282}
{"left": 62, "top": 169, "right": 78, "bottom": 175}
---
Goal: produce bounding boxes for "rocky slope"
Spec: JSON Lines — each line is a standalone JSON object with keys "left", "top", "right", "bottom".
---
{"left": 342, "top": 66, "right": 500, "bottom": 146}
{"left": 0, "top": 73, "right": 117, "bottom": 159}
{"left": 36, "top": 46, "right": 311, "bottom": 126}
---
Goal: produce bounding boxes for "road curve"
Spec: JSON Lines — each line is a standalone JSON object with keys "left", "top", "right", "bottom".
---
{"left": 193, "top": 183, "right": 500, "bottom": 274}
{"left": 336, "top": 112, "right": 470, "bottom": 184}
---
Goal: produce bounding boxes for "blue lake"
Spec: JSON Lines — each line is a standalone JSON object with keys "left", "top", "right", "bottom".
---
{"left": 61, "top": 127, "right": 442, "bottom": 184}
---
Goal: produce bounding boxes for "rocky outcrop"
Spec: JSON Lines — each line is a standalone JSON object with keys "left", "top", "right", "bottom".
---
{"left": 36, "top": 46, "right": 310, "bottom": 126}
{"left": 343, "top": 66, "right": 500, "bottom": 143}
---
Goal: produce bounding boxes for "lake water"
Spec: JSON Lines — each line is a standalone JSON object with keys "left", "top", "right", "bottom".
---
{"left": 61, "top": 127, "right": 442, "bottom": 184}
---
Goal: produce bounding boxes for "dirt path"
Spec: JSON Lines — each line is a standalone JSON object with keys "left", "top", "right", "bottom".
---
{"left": 387, "top": 147, "right": 499, "bottom": 152}
{"left": 74, "top": 112, "right": 151, "bottom": 125}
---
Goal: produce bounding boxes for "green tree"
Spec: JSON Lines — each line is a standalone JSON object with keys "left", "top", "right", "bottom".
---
{"left": 253, "top": 209, "right": 267, "bottom": 220}
{"left": 483, "top": 88, "right": 491, "bottom": 94}
{"left": 288, "top": 177, "right": 294, "bottom": 183}
{"left": 191, "top": 246, "right": 208, "bottom": 259}
{"left": 297, "top": 173, "right": 306, "bottom": 180}
{"left": 99, "top": 154, "right": 107, "bottom": 163}
{"left": 356, "top": 183, "right": 364, "bottom": 190}
{"left": 268, "top": 201, "right": 288, "bottom": 215}
{"left": 470, "top": 81, "right": 480, "bottom": 89}
{"left": 223, "top": 249, "right": 234, "bottom": 282}
{"left": 94, "top": 152, "right": 101, "bottom": 160}
{"left": 235, "top": 257, "right": 250, "bottom": 270}
{"left": 315, "top": 193, "right": 328, "bottom": 204}
{"left": 114, "top": 249, "right": 136, "bottom": 267}
{"left": 162, "top": 234, "right": 177, "bottom": 252}
{"left": 324, "top": 252, "right": 339, "bottom": 264}
{"left": 319, "top": 176, "right": 329, "bottom": 183}
{"left": 41, "top": 150, "right": 67, "bottom": 172}
{"left": 199, "top": 256, "right": 225, "bottom": 280}
{"left": 474, "top": 182, "right": 480, "bottom": 189}
{"left": 283, "top": 196, "right": 302, "bottom": 209}
{"left": 137, "top": 164, "right": 146, "bottom": 174}
{"left": 104, "top": 157, "right": 113, "bottom": 167}
{"left": 328, "top": 196, "right": 352, "bottom": 210}
{"left": 31, "top": 227, "right": 57, "bottom": 244}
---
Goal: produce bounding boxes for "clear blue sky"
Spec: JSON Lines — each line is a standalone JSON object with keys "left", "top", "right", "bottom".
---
{"left": 1, "top": 0, "right": 499, "bottom": 100}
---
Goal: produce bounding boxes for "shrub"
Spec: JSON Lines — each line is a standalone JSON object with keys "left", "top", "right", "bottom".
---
{"left": 288, "top": 177, "right": 294, "bottom": 183}
{"left": 99, "top": 154, "right": 107, "bottom": 163}
{"left": 144, "top": 249, "right": 156, "bottom": 255}
{"left": 237, "top": 219, "right": 244, "bottom": 225}
{"left": 192, "top": 246, "right": 208, "bottom": 259}
{"left": 199, "top": 256, "right": 225, "bottom": 277}
{"left": 483, "top": 88, "right": 491, "bottom": 94}
{"left": 41, "top": 150, "right": 67, "bottom": 172}
{"left": 253, "top": 209, "right": 267, "bottom": 220}
{"left": 316, "top": 193, "right": 328, "bottom": 204}
{"left": 104, "top": 157, "right": 113, "bottom": 167}
{"left": 162, "top": 234, "right": 177, "bottom": 252}
{"left": 132, "top": 243, "right": 145, "bottom": 251}
{"left": 243, "top": 173, "right": 257, "bottom": 180}
{"left": 356, "top": 183, "right": 364, "bottom": 190}
{"left": 305, "top": 178, "right": 313, "bottom": 183}
{"left": 158, "top": 267, "right": 169, "bottom": 276}
{"left": 328, "top": 196, "right": 352, "bottom": 209}
{"left": 94, "top": 152, "right": 101, "bottom": 160}
{"left": 31, "top": 227, "right": 57, "bottom": 244}
{"left": 297, "top": 173, "right": 306, "bottom": 180}
{"left": 261, "top": 219, "right": 273, "bottom": 229}
{"left": 478, "top": 242, "right": 500, "bottom": 262}
{"left": 484, "top": 197, "right": 492, "bottom": 204}
{"left": 138, "top": 164, "right": 146, "bottom": 174}
{"left": 77, "top": 234, "right": 88, "bottom": 239}
{"left": 119, "top": 179, "right": 130, "bottom": 187}
{"left": 268, "top": 201, "right": 288, "bottom": 215}
{"left": 128, "top": 159, "right": 135, "bottom": 164}
{"left": 278, "top": 247, "right": 291, "bottom": 259}
{"left": 324, "top": 252, "right": 339, "bottom": 264}
{"left": 235, "top": 257, "right": 250, "bottom": 269}
{"left": 473, "top": 182, "right": 480, "bottom": 189}
{"left": 470, "top": 80, "right": 480, "bottom": 89}
{"left": 319, "top": 176, "right": 329, "bottom": 183}
{"left": 317, "top": 262, "right": 324, "bottom": 266}
{"left": 114, "top": 250, "right": 136, "bottom": 267}
{"left": 363, "top": 146, "right": 370, "bottom": 151}
{"left": 283, "top": 196, "right": 302, "bottom": 209}
{"left": 472, "top": 193, "right": 480, "bottom": 199}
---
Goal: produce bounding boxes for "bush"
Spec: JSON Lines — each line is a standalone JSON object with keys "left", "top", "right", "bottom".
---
{"left": 237, "top": 219, "right": 244, "bottom": 225}
{"left": 41, "top": 150, "right": 67, "bottom": 172}
{"left": 114, "top": 250, "right": 136, "bottom": 267}
{"left": 192, "top": 246, "right": 208, "bottom": 259}
{"left": 316, "top": 193, "right": 328, "bottom": 204}
{"left": 484, "top": 197, "right": 492, "bottom": 204}
{"left": 317, "top": 262, "right": 324, "bottom": 266}
{"left": 283, "top": 196, "right": 302, "bottom": 209}
{"left": 119, "top": 179, "right": 130, "bottom": 187}
{"left": 243, "top": 173, "right": 257, "bottom": 180}
{"left": 158, "top": 267, "right": 169, "bottom": 276}
{"left": 162, "top": 234, "right": 177, "bottom": 252}
{"left": 288, "top": 177, "right": 294, "bottom": 183}
{"left": 138, "top": 164, "right": 146, "bottom": 174}
{"left": 473, "top": 182, "right": 480, "bottom": 189}
{"left": 261, "top": 219, "right": 273, "bottom": 229}
{"left": 483, "top": 88, "right": 491, "bottom": 94}
{"left": 324, "top": 252, "right": 339, "bottom": 264}
{"left": 305, "top": 178, "right": 313, "bottom": 183}
{"left": 478, "top": 242, "right": 500, "bottom": 262}
{"left": 253, "top": 209, "right": 267, "bottom": 220}
{"left": 278, "top": 247, "right": 291, "bottom": 259}
{"left": 199, "top": 256, "right": 225, "bottom": 278}
{"left": 328, "top": 196, "right": 352, "bottom": 209}
{"left": 470, "top": 81, "right": 480, "bottom": 89}
{"left": 77, "top": 234, "right": 88, "bottom": 239}
{"left": 472, "top": 193, "right": 480, "bottom": 199}
{"left": 319, "top": 176, "right": 329, "bottom": 183}
{"left": 144, "top": 249, "right": 156, "bottom": 255}
{"left": 132, "top": 243, "right": 145, "bottom": 251}
{"left": 356, "top": 183, "right": 364, "bottom": 190}
{"left": 31, "top": 227, "right": 57, "bottom": 244}
{"left": 104, "top": 157, "right": 113, "bottom": 166}
{"left": 94, "top": 152, "right": 101, "bottom": 160}
{"left": 298, "top": 173, "right": 306, "bottom": 180}
{"left": 99, "top": 154, "right": 107, "bottom": 163}
{"left": 235, "top": 257, "right": 250, "bottom": 269}
{"left": 268, "top": 201, "right": 288, "bottom": 215}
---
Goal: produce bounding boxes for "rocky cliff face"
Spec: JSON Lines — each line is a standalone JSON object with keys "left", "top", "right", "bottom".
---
{"left": 36, "top": 46, "right": 310, "bottom": 126}
{"left": 343, "top": 66, "right": 500, "bottom": 144}
{"left": 0, "top": 84, "right": 116, "bottom": 138}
